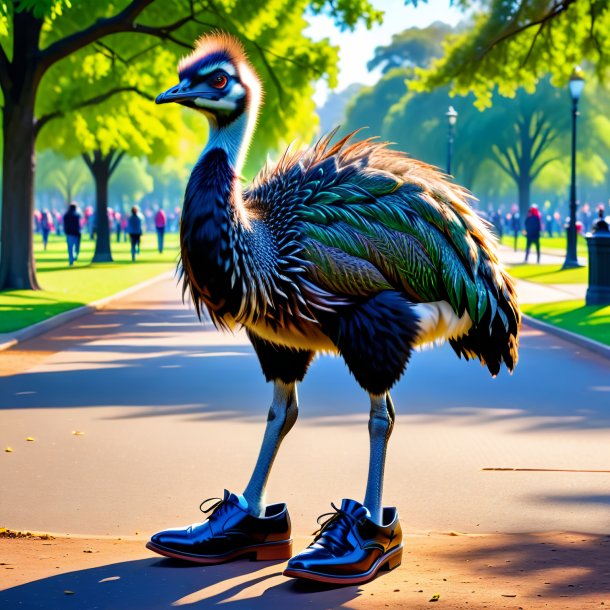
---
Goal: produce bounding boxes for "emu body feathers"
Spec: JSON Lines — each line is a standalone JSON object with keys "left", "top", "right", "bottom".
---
{"left": 182, "top": 131, "right": 520, "bottom": 381}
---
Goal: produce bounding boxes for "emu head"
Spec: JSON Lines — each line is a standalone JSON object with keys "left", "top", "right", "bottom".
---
{"left": 156, "top": 31, "right": 261, "bottom": 128}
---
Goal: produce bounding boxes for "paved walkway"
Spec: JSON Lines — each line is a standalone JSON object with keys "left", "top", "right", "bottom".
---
{"left": 1, "top": 276, "right": 609, "bottom": 538}
{"left": 497, "top": 245, "right": 588, "bottom": 305}
{"left": 2, "top": 274, "right": 609, "bottom": 609}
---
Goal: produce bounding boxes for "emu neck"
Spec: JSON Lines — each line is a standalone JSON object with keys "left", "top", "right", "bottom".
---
{"left": 182, "top": 147, "right": 242, "bottom": 323}
{"left": 203, "top": 109, "right": 254, "bottom": 176}
{"left": 181, "top": 106, "right": 257, "bottom": 325}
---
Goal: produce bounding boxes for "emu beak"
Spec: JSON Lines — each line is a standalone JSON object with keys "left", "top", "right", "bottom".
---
{"left": 156, "top": 82, "right": 190, "bottom": 105}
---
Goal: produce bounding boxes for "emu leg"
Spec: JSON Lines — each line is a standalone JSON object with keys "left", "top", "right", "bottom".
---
{"left": 242, "top": 380, "right": 298, "bottom": 517}
{"left": 363, "top": 392, "right": 396, "bottom": 524}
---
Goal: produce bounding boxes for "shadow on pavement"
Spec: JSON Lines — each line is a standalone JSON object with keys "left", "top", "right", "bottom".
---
{"left": 432, "top": 532, "right": 610, "bottom": 600}
{"left": 2, "top": 290, "right": 610, "bottom": 431}
{"left": 0, "top": 557, "right": 361, "bottom": 610}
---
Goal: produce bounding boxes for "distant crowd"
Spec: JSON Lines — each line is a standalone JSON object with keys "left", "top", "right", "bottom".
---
{"left": 35, "top": 198, "right": 608, "bottom": 268}
{"left": 34, "top": 202, "right": 181, "bottom": 265}
{"left": 477, "top": 201, "right": 609, "bottom": 264}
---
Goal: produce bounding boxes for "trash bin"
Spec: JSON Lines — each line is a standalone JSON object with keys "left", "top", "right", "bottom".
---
{"left": 585, "top": 210, "right": 610, "bottom": 306}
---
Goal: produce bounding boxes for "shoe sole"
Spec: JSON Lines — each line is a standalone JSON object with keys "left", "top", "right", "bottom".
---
{"left": 146, "top": 539, "right": 292, "bottom": 564}
{"left": 283, "top": 545, "right": 403, "bottom": 585}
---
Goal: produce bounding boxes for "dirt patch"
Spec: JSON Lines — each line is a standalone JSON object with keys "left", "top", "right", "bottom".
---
{"left": 1, "top": 531, "right": 608, "bottom": 609}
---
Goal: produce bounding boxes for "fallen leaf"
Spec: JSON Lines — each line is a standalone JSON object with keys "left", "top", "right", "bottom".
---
{"left": 72, "top": 431, "right": 85, "bottom": 436}
{"left": 83, "top": 550, "right": 93, "bottom": 553}
{"left": 502, "top": 594, "right": 517, "bottom": 597}
{"left": 5, "top": 447, "right": 13, "bottom": 453}
{"left": 429, "top": 594, "right": 440, "bottom": 602}
{"left": 26, "top": 437, "right": 35, "bottom": 442}
{"left": 98, "top": 576, "right": 120, "bottom": 583}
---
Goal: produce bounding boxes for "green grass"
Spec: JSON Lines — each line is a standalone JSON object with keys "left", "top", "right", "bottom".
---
{"left": 522, "top": 300, "right": 610, "bottom": 347}
{"left": 0, "top": 232, "right": 180, "bottom": 334}
{"left": 507, "top": 264, "right": 588, "bottom": 284}
{"left": 500, "top": 234, "right": 588, "bottom": 257}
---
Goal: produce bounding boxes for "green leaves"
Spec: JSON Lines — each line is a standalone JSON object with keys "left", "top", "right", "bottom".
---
{"left": 415, "top": 0, "right": 610, "bottom": 104}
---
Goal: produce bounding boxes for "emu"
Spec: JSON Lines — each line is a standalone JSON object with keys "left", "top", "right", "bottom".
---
{"left": 147, "top": 32, "right": 520, "bottom": 585}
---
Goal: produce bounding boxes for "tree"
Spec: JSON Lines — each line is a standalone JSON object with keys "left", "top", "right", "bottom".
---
{"left": 478, "top": 80, "right": 566, "bottom": 217}
{"left": 317, "top": 83, "right": 364, "bottom": 135}
{"left": 0, "top": 0, "right": 381, "bottom": 291}
{"left": 343, "top": 69, "right": 409, "bottom": 138}
{"left": 382, "top": 85, "right": 484, "bottom": 189}
{"left": 367, "top": 21, "right": 451, "bottom": 73}
{"left": 37, "top": 46, "right": 181, "bottom": 262}
{"left": 343, "top": 22, "right": 455, "bottom": 141}
{"left": 110, "top": 157, "right": 154, "bottom": 210}
{"left": 385, "top": 77, "right": 610, "bottom": 215}
{"left": 411, "top": 1, "right": 610, "bottom": 104}
{"left": 36, "top": 152, "right": 90, "bottom": 207}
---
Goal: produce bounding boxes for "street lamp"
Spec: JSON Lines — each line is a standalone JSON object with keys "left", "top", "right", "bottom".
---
{"left": 563, "top": 66, "right": 585, "bottom": 269}
{"left": 446, "top": 105, "right": 458, "bottom": 176}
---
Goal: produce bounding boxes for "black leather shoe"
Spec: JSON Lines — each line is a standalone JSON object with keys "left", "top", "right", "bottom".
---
{"left": 283, "top": 499, "right": 402, "bottom": 584}
{"left": 146, "top": 490, "right": 292, "bottom": 564}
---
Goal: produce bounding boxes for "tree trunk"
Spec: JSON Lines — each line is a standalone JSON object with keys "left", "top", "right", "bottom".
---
{"left": 83, "top": 149, "right": 124, "bottom": 263}
{"left": 0, "top": 98, "right": 40, "bottom": 289}
{"left": 518, "top": 177, "right": 531, "bottom": 219}
{"left": 0, "top": 11, "right": 43, "bottom": 290}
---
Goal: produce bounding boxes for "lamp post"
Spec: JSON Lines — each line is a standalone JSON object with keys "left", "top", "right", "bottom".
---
{"left": 563, "top": 66, "right": 585, "bottom": 269}
{"left": 446, "top": 105, "right": 458, "bottom": 175}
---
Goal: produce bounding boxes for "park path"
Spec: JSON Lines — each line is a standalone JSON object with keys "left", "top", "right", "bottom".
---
{"left": 1, "top": 274, "right": 608, "bottom": 537}
{"left": 497, "top": 244, "right": 588, "bottom": 304}
{"left": 1, "top": 274, "right": 609, "bottom": 609}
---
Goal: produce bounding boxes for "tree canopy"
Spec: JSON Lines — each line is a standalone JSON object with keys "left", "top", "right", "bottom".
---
{"left": 367, "top": 21, "right": 451, "bottom": 73}
{"left": 343, "top": 39, "right": 610, "bottom": 213}
{"left": 410, "top": 0, "right": 610, "bottom": 105}
{"left": 0, "top": 0, "right": 382, "bottom": 290}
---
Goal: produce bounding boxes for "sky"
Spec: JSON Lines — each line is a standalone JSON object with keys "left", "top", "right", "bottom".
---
{"left": 305, "top": 0, "right": 466, "bottom": 106}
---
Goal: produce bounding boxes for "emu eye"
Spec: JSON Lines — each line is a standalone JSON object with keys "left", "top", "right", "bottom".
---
{"left": 210, "top": 74, "right": 228, "bottom": 89}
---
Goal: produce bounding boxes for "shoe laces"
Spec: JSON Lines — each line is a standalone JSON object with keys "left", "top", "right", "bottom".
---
{"left": 312, "top": 502, "right": 365, "bottom": 553}
{"left": 199, "top": 497, "right": 227, "bottom": 518}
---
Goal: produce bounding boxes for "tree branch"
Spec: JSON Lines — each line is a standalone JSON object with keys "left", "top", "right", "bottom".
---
{"left": 531, "top": 156, "right": 559, "bottom": 180}
{"left": 94, "top": 40, "right": 164, "bottom": 66}
{"left": 530, "top": 123, "right": 557, "bottom": 163}
{"left": 38, "top": 0, "right": 156, "bottom": 71}
{"left": 109, "top": 150, "right": 126, "bottom": 176}
{"left": 38, "top": 0, "right": 200, "bottom": 74}
{"left": 0, "top": 42, "right": 10, "bottom": 92}
{"left": 475, "top": 0, "right": 577, "bottom": 61}
{"left": 492, "top": 145, "right": 519, "bottom": 182}
{"left": 529, "top": 111, "right": 545, "bottom": 143}
{"left": 36, "top": 86, "right": 154, "bottom": 136}
{"left": 81, "top": 152, "right": 94, "bottom": 170}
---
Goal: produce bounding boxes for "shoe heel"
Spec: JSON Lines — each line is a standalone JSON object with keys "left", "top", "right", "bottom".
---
{"left": 254, "top": 540, "right": 292, "bottom": 561}
{"left": 382, "top": 547, "right": 403, "bottom": 571}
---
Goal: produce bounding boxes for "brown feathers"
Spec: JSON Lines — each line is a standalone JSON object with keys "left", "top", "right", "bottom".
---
{"left": 178, "top": 30, "right": 248, "bottom": 75}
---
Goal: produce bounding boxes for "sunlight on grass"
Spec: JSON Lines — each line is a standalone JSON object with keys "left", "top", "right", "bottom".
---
{"left": 500, "top": 234, "right": 588, "bottom": 257}
{"left": 522, "top": 300, "right": 610, "bottom": 347}
{"left": 507, "top": 264, "right": 588, "bottom": 284}
{"left": 0, "top": 233, "right": 180, "bottom": 334}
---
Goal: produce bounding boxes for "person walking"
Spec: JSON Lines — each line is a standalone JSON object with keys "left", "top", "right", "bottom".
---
{"left": 154, "top": 208, "right": 167, "bottom": 253}
{"left": 127, "top": 206, "right": 144, "bottom": 262}
{"left": 63, "top": 203, "right": 82, "bottom": 266}
{"left": 524, "top": 205, "right": 542, "bottom": 264}
{"left": 40, "top": 209, "right": 52, "bottom": 250}
{"left": 114, "top": 212, "right": 122, "bottom": 243}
